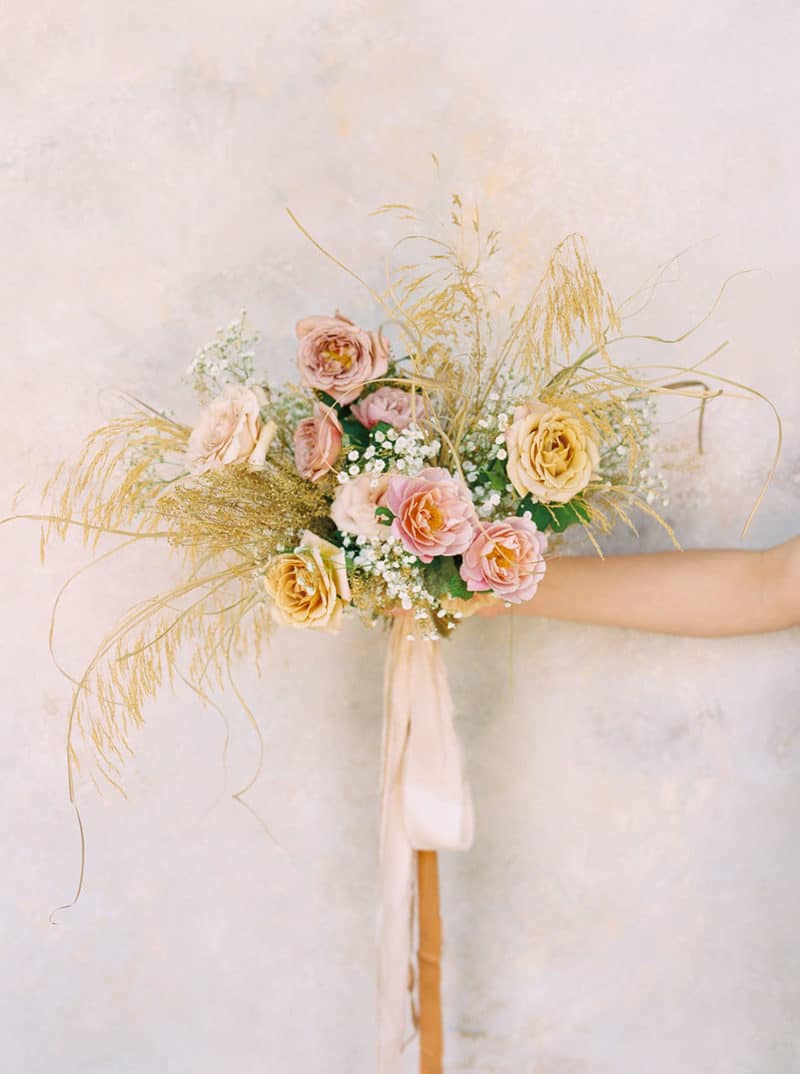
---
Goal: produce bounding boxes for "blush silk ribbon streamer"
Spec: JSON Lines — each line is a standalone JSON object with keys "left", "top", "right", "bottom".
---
{"left": 378, "top": 614, "right": 475, "bottom": 1074}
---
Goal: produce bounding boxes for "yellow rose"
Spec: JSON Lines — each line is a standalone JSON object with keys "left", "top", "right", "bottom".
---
{"left": 264, "top": 531, "right": 351, "bottom": 631}
{"left": 505, "top": 401, "right": 599, "bottom": 503}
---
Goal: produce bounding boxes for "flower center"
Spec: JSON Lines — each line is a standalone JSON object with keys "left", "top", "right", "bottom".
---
{"left": 322, "top": 343, "right": 356, "bottom": 372}
{"left": 423, "top": 501, "right": 444, "bottom": 534}
{"left": 487, "top": 537, "right": 517, "bottom": 574}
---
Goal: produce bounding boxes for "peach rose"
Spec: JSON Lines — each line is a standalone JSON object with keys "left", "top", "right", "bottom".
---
{"left": 264, "top": 531, "right": 351, "bottom": 631}
{"left": 186, "top": 384, "right": 267, "bottom": 474}
{"left": 330, "top": 473, "right": 391, "bottom": 538}
{"left": 296, "top": 312, "right": 390, "bottom": 404}
{"left": 385, "top": 467, "right": 477, "bottom": 563}
{"left": 350, "top": 386, "right": 415, "bottom": 431}
{"left": 459, "top": 517, "right": 548, "bottom": 603}
{"left": 293, "top": 402, "right": 343, "bottom": 482}
{"left": 505, "top": 401, "right": 599, "bottom": 503}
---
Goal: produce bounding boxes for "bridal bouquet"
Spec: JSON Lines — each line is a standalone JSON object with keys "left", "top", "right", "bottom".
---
{"left": 43, "top": 207, "right": 682, "bottom": 777}
{"left": 38, "top": 198, "right": 745, "bottom": 1074}
{"left": 181, "top": 295, "right": 663, "bottom": 640}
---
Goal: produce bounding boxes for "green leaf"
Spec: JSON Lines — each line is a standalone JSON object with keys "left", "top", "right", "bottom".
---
{"left": 483, "top": 457, "right": 509, "bottom": 492}
{"left": 316, "top": 389, "right": 338, "bottom": 409}
{"left": 447, "top": 572, "right": 472, "bottom": 600}
{"left": 516, "top": 494, "right": 590, "bottom": 534}
{"left": 340, "top": 415, "right": 370, "bottom": 447}
{"left": 306, "top": 519, "right": 343, "bottom": 546}
{"left": 371, "top": 420, "right": 396, "bottom": 440}
{"left": 375, "top": 505, "right": 394, "bottom": 527}
{"left": 423, "top": 556, "right": 473, "bottom": 600}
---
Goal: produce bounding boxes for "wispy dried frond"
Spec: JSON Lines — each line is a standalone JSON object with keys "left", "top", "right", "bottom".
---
{"left": 42, "top": 408, "right": 342, "bottom": 790}
{"left": 65, "top": 558, "right": 266, "bottom": 792}
{"left": 349, "top": 568, "right": 393, "bottom": 623}
{"left": 500, "top": 233, "right": 620, "bottom": 387}
{"left": 157, "top": 459, "right": 337, "bottom": 564}
{"left": 363, "top": 207, "right": 623, "bottom": 474}
{"left": 41, "top": 409, "right": 190, "bottom": 556}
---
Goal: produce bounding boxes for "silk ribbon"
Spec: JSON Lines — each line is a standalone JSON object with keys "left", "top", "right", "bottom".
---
{"left": 378, "top": 614, "right": 474, "bottom": 1073}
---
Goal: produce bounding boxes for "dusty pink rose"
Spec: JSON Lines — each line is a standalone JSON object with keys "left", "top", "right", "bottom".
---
{"left": 330, "top": 473, "right": 391, "bottom": 537}
{"left": 293, "top": 402, "right": 343, "bottom": 482}
{"left": 350, "top": 386, "right": 416, "bottom": 431}
{"left": 459, "top": 517, "right": 548, "bottom": 604}
{"left": 186, "top": 384, "right": 267, "bottom": 474}
{"left": 385, "top": 467, "right": 477, "bottom": 563}
{"left": 296, "top": 312, "right": 389, "bottom": 405}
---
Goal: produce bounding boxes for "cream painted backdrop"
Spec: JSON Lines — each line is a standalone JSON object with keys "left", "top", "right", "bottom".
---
{"left": 1, "top": 2, "right": 799, "bottom": 1072}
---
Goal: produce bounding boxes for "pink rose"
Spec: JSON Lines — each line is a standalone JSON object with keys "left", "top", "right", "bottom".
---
{"left": 293, "top": 402, "right": 343, "bottom": 482}
{"left": 296, "top": 312, "right": 389, "bottom": 405}
{"left": 459, "top": 517, "right": 548, "bottom": 603}
{"left": 385, "top": 467, "right": 477, "bottom": 563}
{"left": 187, "top": 384, "right": 267, "bottom": 475}
{"left": 350, "top": 386, "right": 416, "bottom": 431}
{"left": 330, "top": 473, "right": 391, "bottom": 537}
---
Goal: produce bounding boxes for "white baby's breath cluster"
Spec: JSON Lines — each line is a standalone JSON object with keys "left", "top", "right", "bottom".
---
{"left": 599, "top": 397, "right": 668, "bottom": 507}
{"left": 269, "top": 387, "right": 313, "bottom": 431}
{"left": 634, "top": 400, "right": 669, "bottom": 507}
{"left": 337, "top": 422, "right": 441, "bottom": 485}
{"left": 342, "top": 531, "right": 444, "bottom": 640}
{"left": 457, "top": 387, "right": 518, "bottom": 518}
{"left": 186, "top": 310, "right": 261, "bottom": 397}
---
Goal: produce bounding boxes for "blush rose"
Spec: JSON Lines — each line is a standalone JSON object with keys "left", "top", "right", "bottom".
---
{"left": 330, "top": 473, "right": 392, "bottom": 538}
{"left": 186, "top": 384, "right": 268, "bottom": 474}
{"left": 459, "top": 516, "right": 548, "bottom": 603}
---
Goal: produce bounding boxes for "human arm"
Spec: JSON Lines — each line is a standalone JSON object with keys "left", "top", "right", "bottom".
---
{"left": 481, "top": 536, "right": 800, "bottom": 637}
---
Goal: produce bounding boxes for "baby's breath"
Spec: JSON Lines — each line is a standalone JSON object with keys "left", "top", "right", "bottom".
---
{"left": 456, "top": 375, "right": 521, "bottom": 518}
{"left": 597, "top": 396, "right": 668, "bottom": 507}
{"left": 186, "top": 310, "right": 262, "bottom": 397}
{"left": 340, "top": 420, "right": 441, "bottom": 484}
{"left": 343, "top": 530, "right": 441, "bottom": 639}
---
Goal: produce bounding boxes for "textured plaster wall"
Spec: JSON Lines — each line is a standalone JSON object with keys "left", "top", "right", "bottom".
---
{"left": 1, "top": 3, "right": 799, "bottom": 1073}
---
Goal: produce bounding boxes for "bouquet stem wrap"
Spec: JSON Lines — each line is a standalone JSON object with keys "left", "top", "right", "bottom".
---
{"left": 379, "top": 615, "right": 475, "bottom": 1074}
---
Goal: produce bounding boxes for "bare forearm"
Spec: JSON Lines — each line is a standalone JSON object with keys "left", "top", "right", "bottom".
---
{"left": 521, "top": 538, "right": 800, "bottom": 637}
